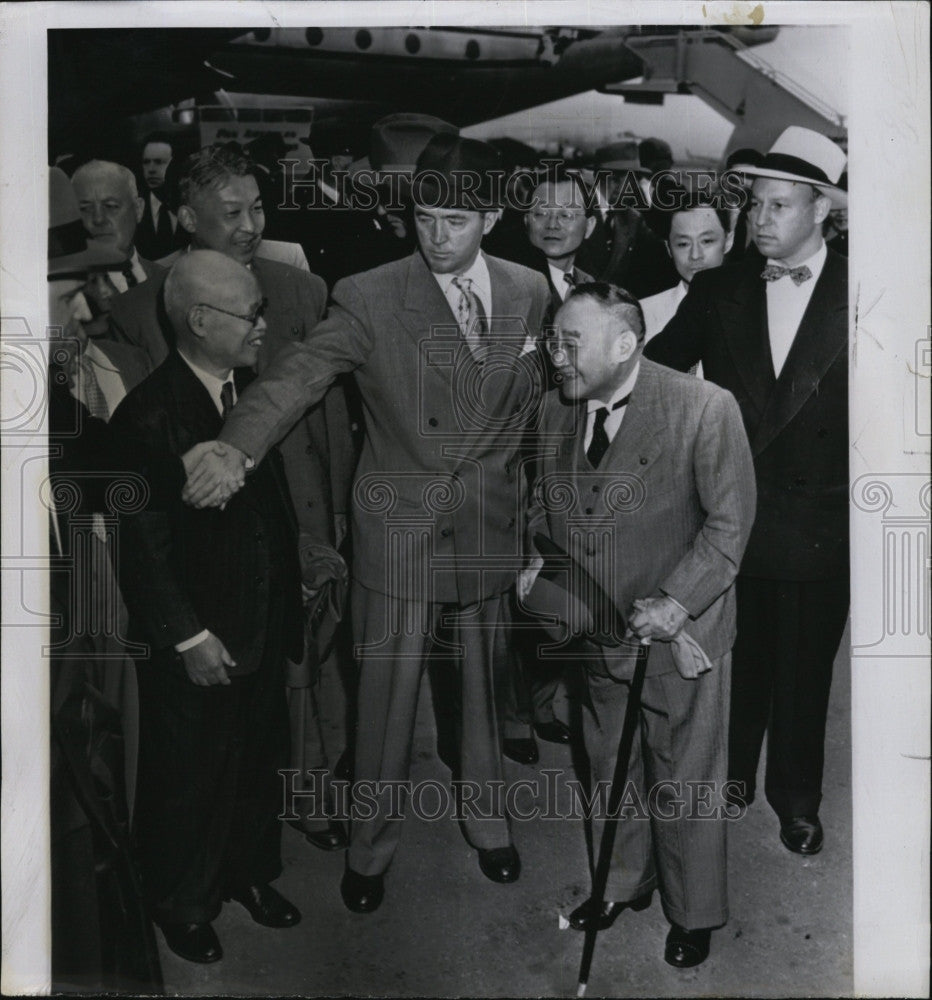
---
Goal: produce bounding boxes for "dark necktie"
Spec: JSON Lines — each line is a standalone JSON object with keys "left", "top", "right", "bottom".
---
{"left": 220, "top": 381, "right": 234, "bottom": 419}
{"left": 761, "top": 263, "right": 813, "bottom": 285}
{"left": 154, "top": 199, "right": 172, "bottom": 245}
{"left": 121, "top": 262, "right": 139, "bottom": 288}
{"left": 585, "top": 393, "right": 631, "bottom": 468}
{"left": 563, "top": 270, "right": 576, "bottom": 291}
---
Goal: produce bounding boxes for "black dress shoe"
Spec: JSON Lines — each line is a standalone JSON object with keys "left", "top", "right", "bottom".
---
{"left": 477, "top": 845, "right": 521, "bottom": 883}
{"left": 780, "top": 815, "right": 824, "bottom": 855}
{"left": 159, "top": 921, "right": 223, "bottom": 964}
{"left": 302, "top": 820, "right": 349, "bottom": 852}
{"left": 225, "top": 884, "right": 301, "bottom": 927}
{"left": 341, "top": 868, "right": 384, "bottom": 913}
{"left": 664, "top": 924, "right": 711, "bottom": 968}
{"left": 568, "top": 891, "right": 652, "bottom": 931}
{"left": 503, "top": 737, "right": 539, "bottom": 765}
{"left": 534, "top": 719, "right": 572, "bottom": 745}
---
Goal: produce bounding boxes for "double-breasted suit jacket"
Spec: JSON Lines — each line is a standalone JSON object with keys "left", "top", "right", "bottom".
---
{"left": 644, "top": 248, "right": 849, "bottom": 819}
{"left": 643, "top": 251, "right": 848, "bottom": 580}
{"left": 219, "top": 249, "right": 552, "bottom": 608}
{"left": 106, "top": 255, "right": 354, "bottom": 546}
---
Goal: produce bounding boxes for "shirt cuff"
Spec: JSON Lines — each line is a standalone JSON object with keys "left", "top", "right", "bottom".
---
{"left": 660, "top": 592, "right": 692, "bottom": 618}
{"left": 175, "top": 629, "right": 209, "bottom": 653}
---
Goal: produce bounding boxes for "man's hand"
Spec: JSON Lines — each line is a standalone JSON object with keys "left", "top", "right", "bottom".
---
{"left": 181, "top": 441, "right": 247, "bottom": 508}
{"left": 628, "top": 596, "right": 690, "bottom": 643}
{"left": 517, "top": 556, "right": 544, "bottom": 603}
{"left": 180, "top": 631, "right": 235, "bottom": 686}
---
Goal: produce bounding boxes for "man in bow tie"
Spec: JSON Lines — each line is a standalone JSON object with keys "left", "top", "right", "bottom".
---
{"left": 645, "top": 126, "right": 850, "bottom": 858}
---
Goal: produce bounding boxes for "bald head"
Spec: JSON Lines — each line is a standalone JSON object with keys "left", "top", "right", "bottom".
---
{"left": 165, "top": 250, "right": 266, "bottom": 378}
{"left": 72, "top": 160, "right": 144, "bottom": 257}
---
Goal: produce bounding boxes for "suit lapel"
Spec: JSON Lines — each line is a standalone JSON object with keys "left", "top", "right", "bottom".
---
{"left": 752, "top": 253, "right": 848, "bottom": 455}
{"left": 599, "top": 361, "right": 667, "bottom": 474}
{"left": 166, "top": 352, "right": 224, "bottom": 442}
{"left": 717, "top": 270, "right": 775, "bottom": 417}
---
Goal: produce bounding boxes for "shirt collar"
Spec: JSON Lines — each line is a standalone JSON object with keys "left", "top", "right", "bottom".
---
{"left": 767, "top": 239, "right": 827, "bottom": 277}
{"left": 587, "top": 360, "right": 641, "bottom": 413}
{"left": 547, "top": 261, "right": 574, "bottom": 295}
{"left": 432, "top": 251, "right": 491, "bottom": 303}
{"left": 178, "top": 349, "right": 233, "bottom": 412}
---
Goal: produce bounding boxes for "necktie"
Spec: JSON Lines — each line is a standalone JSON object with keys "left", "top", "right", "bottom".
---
{"left": 79, "top": 354, "right": 109, "bottom": 421}
{"left": 761, "top": 264, "right": 813, "bottom": 285}
{"left": 451, "top": 276, "right": 488, "bottom": 356}
{"left": 154, "top": 199, "right": 172, "bottom": 246}
{"left": 220, "top": 380, "right": 234, "bottom": 419}
{"left": 121, "top": 262, "right": 139, "bottom": 288}
{"left": 563, "top": 271, "right": 576, "bottom": 297}
{"left": 585, "top": 393, "right": 631, "bottom": 468}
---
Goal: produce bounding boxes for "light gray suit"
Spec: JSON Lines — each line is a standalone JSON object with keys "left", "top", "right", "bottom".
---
{"left": 220, "top": 249, "right": 551, "bottom": 875}
{"left": 527, "top": 358, "right": 756, "bottom": 929}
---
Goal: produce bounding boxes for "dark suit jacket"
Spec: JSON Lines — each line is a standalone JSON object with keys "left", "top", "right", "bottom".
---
{"left": 109, "top": 353, "right": 304, "bottom": 675}
{"left": 219, "top": 250, "right": 552, "bottom": 606}
{"left": 134, "top": 195, "right": 187, "bottom": 261}
{"left": 105, "top": 255, "right": 354, "bottom": 545}
{"left": 644, "top": 249, "right": 848, "bottom": 580}
{"left": 527, "top": 359, "right": 756, "bottom": 677}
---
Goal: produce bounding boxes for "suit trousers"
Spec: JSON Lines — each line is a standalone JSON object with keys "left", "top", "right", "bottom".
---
{"left": 347, "top": 584, "right": 512, "bottom": 876}
{"left": 583, "top": 653, "right": 731, "bottom": 931}
{"left": 133, "top": 647, "right": 289, "bottom": 925}
{"left": 728, "top": 574, "right": 849, "bottom": 820}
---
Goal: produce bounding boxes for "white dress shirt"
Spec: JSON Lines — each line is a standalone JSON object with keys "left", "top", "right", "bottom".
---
{"left": 178, "top": 349, "right": 236, "bottom": 417}
{"left": 548, "top": 262, "right": 575, "bottom": 303}
{"left": 584, "top": 361, "right": 640, "bottom": 452}
{"left": 150, "top": 191, "right": 177, "bottom": 233}
{"left": 432, "top": 252, "right": 492, "bottom": 321}
{"left": 765, "top": 241, "right": 827, "bottom": 377}
{"left": 640, "top": 281, "right": 688, "bottom": 343}
{"left": 106, "top": 249, "right": 148, "bottom": 294}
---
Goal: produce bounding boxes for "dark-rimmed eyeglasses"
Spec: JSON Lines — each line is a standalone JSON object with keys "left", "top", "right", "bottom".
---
{"left": 197, "top": 297, "right": 268, "bottom": 327}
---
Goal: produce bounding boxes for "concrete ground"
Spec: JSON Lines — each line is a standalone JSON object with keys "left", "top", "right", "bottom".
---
{"left": 158, "top": 625, "right": 852, "bottom": 997}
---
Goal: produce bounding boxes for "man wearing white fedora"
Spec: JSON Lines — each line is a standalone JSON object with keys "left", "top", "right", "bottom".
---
{"left": 645, "top": 126, "right": 849, "bottom": 857}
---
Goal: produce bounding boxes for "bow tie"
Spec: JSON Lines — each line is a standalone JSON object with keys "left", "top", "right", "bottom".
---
{"left": 761, "top": 264, "right": 813, "bottom": 285}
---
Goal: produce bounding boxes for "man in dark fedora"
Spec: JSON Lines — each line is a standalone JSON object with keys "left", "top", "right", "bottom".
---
{"left": 645, "top": 126, "right": 849, "bottom": 857}
{"left": 521, "top": 282, "right": 755, "bottom": 967}
{"left": 180, "top": 132, "right": 551, "bottom": 912}
{"left": 575, "top": 141, "right": 677, "bottom": 298}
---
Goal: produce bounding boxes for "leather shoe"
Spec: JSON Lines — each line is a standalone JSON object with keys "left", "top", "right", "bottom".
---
{"left": 159, "top": 921, "right": 223, "bottom": 964}
{"left": 224, "top": 884, "right": 301, "bottom": 928}
{"left": 477, "top": 845, "right": 521, "bottom": 883}
{"left": 534, "top": 719, "right": 572, "bottom": 745}
{"left": 665, "top": 924, "right": 711, "bottom": 968}
{"left": 503, "top": 737, "right": 539, "bottom": 765}
{"left": 341, "top": 868, "right": 385, "bottom": 913}
{"left": 302, "top": 820, "right": 349, "bottom": 852}
{"left": 568, "top": 890, "right": 652, "bottom": 931}
{"left": 780, "top": 815, "right": 823, "bottom": 855}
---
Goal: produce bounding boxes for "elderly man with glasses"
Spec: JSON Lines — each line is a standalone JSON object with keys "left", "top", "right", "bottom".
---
{"left": 109, "top": 250, "right": 305, "bottom": 964}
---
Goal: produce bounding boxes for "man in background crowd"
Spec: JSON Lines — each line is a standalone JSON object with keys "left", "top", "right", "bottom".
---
{"left": 135, "top": 132, "right": 187, "bottom": 259}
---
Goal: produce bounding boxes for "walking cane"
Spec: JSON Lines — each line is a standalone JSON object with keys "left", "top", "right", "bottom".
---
{"left": 576, "top": 639, "right": 650, "bottom": 997}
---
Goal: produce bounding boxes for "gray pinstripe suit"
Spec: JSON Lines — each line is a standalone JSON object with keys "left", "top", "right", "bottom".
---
{"left": 527, "top": 358, "right": 756, "bottom": 929}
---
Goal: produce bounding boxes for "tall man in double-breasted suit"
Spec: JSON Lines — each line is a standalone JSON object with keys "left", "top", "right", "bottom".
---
{"left": 109, "top": 252, "right": 305, "bottom": 965}
{"left": 180, "top": 134, "right": 552, "bottom": 913}
{"left": 521, "top": 283, "right": 755, "bottom": 967}
{"left": 645, "top": 127, "right": 849, "bottom": 857}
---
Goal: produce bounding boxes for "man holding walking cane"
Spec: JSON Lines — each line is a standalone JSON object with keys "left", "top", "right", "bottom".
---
{"left": 519, "top": 282, "right": 756, "bottom": 970}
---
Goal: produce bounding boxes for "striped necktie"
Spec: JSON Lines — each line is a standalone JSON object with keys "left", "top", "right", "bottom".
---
{"left": 451, "top": 276, "right": 488, "bottom": 356}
